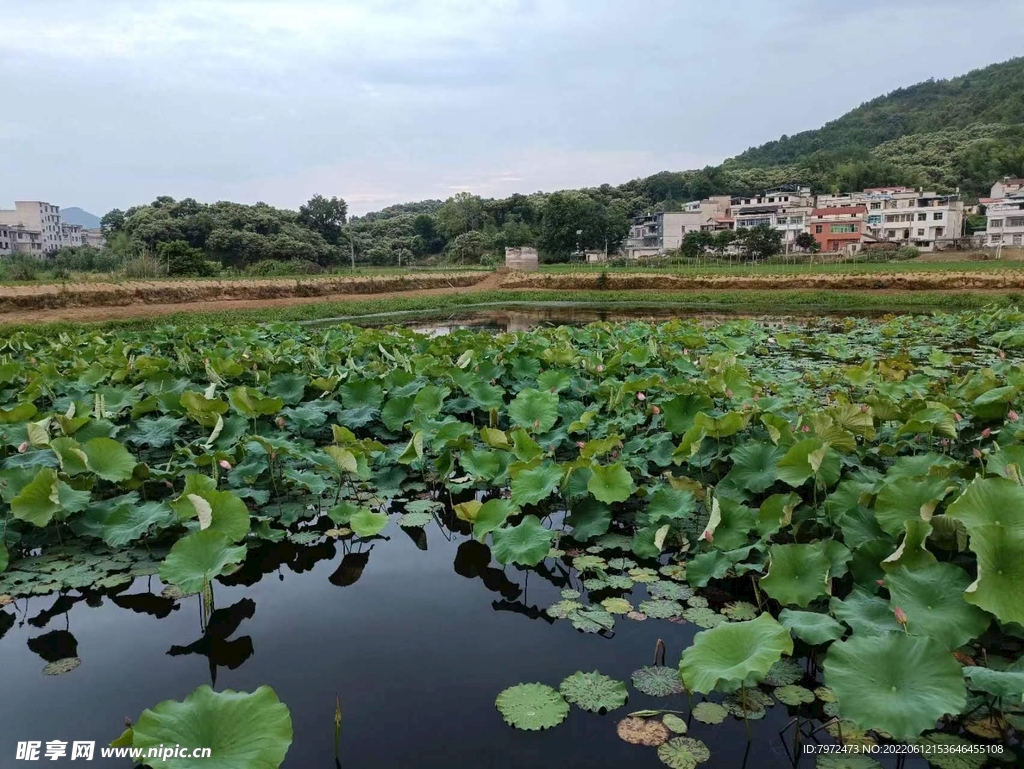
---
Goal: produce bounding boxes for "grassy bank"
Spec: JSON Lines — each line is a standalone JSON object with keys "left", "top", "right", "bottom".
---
{"left": 539, "top": 257, "right": 1024, "bottom": 276}
{"left": 1, "top": 288, "right": 1018, "bottom": 334}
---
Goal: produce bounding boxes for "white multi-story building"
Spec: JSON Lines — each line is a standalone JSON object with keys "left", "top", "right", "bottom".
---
{"left": 730, "top": 186, "right": 814, "bottom": 247}
{"left": 624, "top": 196, "right": 731, "bottom": 257}
{"left": 0, "top": 224, "right": 45, "bottom": 256}
{"left": 0, "top": 201, "right": 63, "bottom": 254}
{"left": 986, "top": 196, "right": 1024, "bottom": 248}
{"left": 815, "top": 187, "right": 962, "bottom": 250}
{"left": 60, "top": 222, "right": 87, "bottom": 248}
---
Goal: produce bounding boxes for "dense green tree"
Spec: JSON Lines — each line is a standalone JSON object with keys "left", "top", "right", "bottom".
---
{"left": 412, "top": 214, "right": 446, "bottom": 254}
{"left": 100, "top": 209, "right": 126, "bottom": 235}
{"left": 157, "top": 240, "right": 215, "bottom": 276}
{"left": 794, "top": 232, "right": 819, "bottom": 252}
{"left": 437, "top": 192, "right": 486, "bottom": 240}
{"left": 681, "top": 230, "right": 715, "bottom": 258}
{"left": 298, "top": 195, "right": 348, "bottom": 245}
{"left": 446, "top": 231, "right": 489, "bottom": 264}
{"left": 736, "top": 225, "right": 784, "bottom": 261}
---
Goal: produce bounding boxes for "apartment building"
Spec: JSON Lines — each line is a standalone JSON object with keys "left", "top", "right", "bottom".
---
{"left": 815, "top": 187, "right": 962, "bottom": 250}
{"left": 985, "top": 195, "right": 1024, "bottom": 248}
{"left": 624, "top": 196, "right": 731, "bottom": 257}
{"left": 808, "top": 205, "right": 869, "bottom": 253}
{"left": 990, "top": 178, "right": 1024, "bottom": 200}
{"left": 0, "top": 224, "right": 45, "bottom": 255}
{"left": 730, "top": 186, "right": 814, "bottom": 246}
{"left": 0, "top": 201, "right": 64, "bottom": 254}
{"left": 61, "top": 222, "right": 87, "bottom": 248}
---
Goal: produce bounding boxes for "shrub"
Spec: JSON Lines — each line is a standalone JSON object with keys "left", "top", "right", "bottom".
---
{"left": 122, "top": 255, "right": 167, "bottom": 279}
{"left": 894, "top": 246, "right": 921, "bottom": 261}
{"left": 4, "top": 256, "right": 40, "bottom": 282}
{"left": 245, "top": 259, "right": 323, "bottom": 277}
{"left": 157, "top": 240, "right": 217, "bottom": 277}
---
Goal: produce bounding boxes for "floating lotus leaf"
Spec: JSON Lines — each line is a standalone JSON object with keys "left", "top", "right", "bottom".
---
{"left": 546, "top": 599, "right": 583, "bottom": 619}
{"left": 883, "top": 563, "right": 990, "bottom": 649}
{"left": 946, "top": 476, "right": 1024, "bottom": 534}
{"left": 690, "top": 701, "right": 727, "bottom": 724}
{"left": 778, "top": 609, "right": 845, "bottom": 645}
{"left": 471, "top": 499, "right": 517, "bottom": 540}
{"left": 639, "top": 599, "right": 685, "bottom": 619}
{"left": 492, "top": 516, "right": 553, "bottom": 567}
{"left": 130, "top": 685, "right": 293, "bottom": 768}
{"left": 42, "top": 657, "right": 81, "bottom": 676}
{"left": 721, "top": 601, "right": 758, "bottom": 621}
{"left": 570, "top": 607, "right": 615, "bottom": 634}
{"left": 963, "top": 714, "right": 1006, "bottom": 739}
{"left": 572, "top": 555, "right": 607, "bottom": 571}
{"left": 722, "top": 688, "right": 773, "bottom": 719}
{"left": 559, "top": 670, "right": 628, "bottom": 713}
{"left": 764, "top": 659, "right": 804, "bottom": 687}
{"left": 963, "top": 666, "right": 1024, "bottom": 698}
{"left": 616, "top": 716, "right": 670, "bottom": 746}
{"left": 349, "top": 509, "right": 389, "bottom": 538}
{"left": 679, "top": 614, "right": 793, "bottom": 694}
{"left": 824, "top": 633, "right": 967, "bottom": 740}
{"left": 631, "top": 666, "right": 685, "bottom": 697}
{"left": 659, "top": 564, "right": 687, "bottom": 580}
{"left": 661, "top": 714, "right": 687, "bottom": 734}
{"left": 814, "top": 686, "right": 835, "bottom": 702}
{"left": 510, "top": 462, "right": 563, "bottom": 507}
{"left": 159, "top": 530, "right": 247, "bottom": 595}
{"left": 610, "top": 557, "right": 637, "bottom": 571}
{"left": 657, "top": 737, "right": 710, "bottom": 769}
{"left": 397, "top": 512, "right": 432, "bottom": 528}
{"left": 627, "top": 610, "right": 648, "bottom": 621}
{"left": 773, "top": 684, "right": 815, "bottom": 706}
{"left": 963, "top": 523, "right": 1024, "bottom": 626}
{"left": 685, "top": 595, "right": 708, "bottom": 609}
{"left": 565, "top": 499, "right": 612, "bottom": 541}
{"left": 815, "top": 757, "right": 883, "bottom": 769}
{"left": 582, "top": 576, "right": 609, "bottom": 591}
{"left": 682, "top": 607, "right": 725, "bottom": 629}
{"left": 587, "top": 463, "right": 636, "bottom": 504}
{"left": 596, "top": 533, "right": 634, "bottom": 551}
{"left": 495, "top": 683, "right": 568, "bottom": 730}
{"left": 601, "top": 597, "right": 633, "bottom": 615}
{"left": 824, "top": 719, "right": 876, "bottom": 748}
{"left": 760, "top": 543, "right": 832, "bottom": 608}
{"left": 649, "top": 581, "right": 694, "bottom": 601}
{"left": 561, "top": 588, "right": 581, "bottom": 600}
{"left": 629, "top": 567, "right": 660, "bottom": 583}
{"left": 604, "top": 575, "right": 634, "bottom": 590}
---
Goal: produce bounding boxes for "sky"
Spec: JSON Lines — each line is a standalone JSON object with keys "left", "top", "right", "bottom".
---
{"left": 1, "top": 0, "right": 1023, "bottom": 217}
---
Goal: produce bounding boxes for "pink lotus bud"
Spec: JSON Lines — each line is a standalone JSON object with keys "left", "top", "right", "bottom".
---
{"left": 683, "top": 349, "right": 690, "bottom": 355}
{"left": 725, "top": 389, "right": 733, "bottom": 399}
{"left": 271, "top": 452, "right": 277, "bottom": 460}
{"left": 204, "top": 358, "right": 210, "bottom": 365}
{"left": 753, "top": 395, "right": 759, "bottom": 402}
{"left": 596, "top": 365, "right": 604, "bottom": 372}
{"left": 702, "top": 530, "right": 713, "bottom": 543}
{"left": 275, "top": 417, "right": 286, "bottom": 428}
{"left": 164, "top": 481, "right": 173, "bottom": 489}
{"left": 801, "top": 425, "right": 810, "bottom": 433}
{"left": 981, "top": 427, "right": 991, "bottom": 439}
{"left": 973, "top": 448, "right": 982, "bottom": 459}
{"left": 577, "top": 441, "right": 585, "bottom": 449}
{"left": 876, "top": 579, "right": 885, "bottom": 586}
{"left": 954, "top": 412, "right": 963, "bottom": 422}
{"left": 17, "top": 441, "right": 28, "bottom": 453}
{"left": 652, "top": 405, "right": 661, "bottom": 415}
{"left": 894, "top": 606, "right": 908, "bottom": 627}
{"left": 1009, "top": 410, "right": 1019, "bottom": 422}
{"left": 637, "top": 392, "right": 646, "bottom": 401}
{"left": 219, "top": 459, "right": 232, "bottom": 470}
{"left": 860, "top": 404, "right": 868, "bottom": 413}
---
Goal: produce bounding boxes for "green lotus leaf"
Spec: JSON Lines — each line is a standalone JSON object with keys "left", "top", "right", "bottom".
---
{"left": 11, "top": 468, "right": 64, "bottom": 527}
{"left": 0, "top": 401, "right": 37, "bottom": 424}
{"left": 694, "top": 411, "right": 749, "bottom": 439}
{"left": 710, "top": 497, "right": 757, "bottom": 550}
{"left": 883, "top": 563, "right": 990, "bottom": 649}
{"left": 723, "top": 687, "right": 773, "bottom": 719}
{"left": 764, "top": 658, "right": 804, "bottom": 687}
{"left": 824, "top": 633, "right": 967, "bottom": 740}
{"left": 778, "top": 609, "right": 846, "bottom": 645}
{"left": 587, "top": 463, "right": 635, "bottom": 504}
{"left": 0, "top": 541, "right": 7, "bottom": 574}
{"left": 644, "top": 487, "right": 698, "bottom": 524}
{"left": 685, "top": 550, "right": 733, "bottom": 588}
{"left": 874, "top": 475, "right": 951, "bottom": 537}
{"left": 639, "top": 599, "right": 684, "bottom": 619}
{"left": 131, "top": 685, "right": 292, "bottom": 769}
{"left": 397, "top": 512, "right": 432, "bottom": 528}
{"left": 50, "top": 436, "right": 90, "bottom": 475}
{"left": 657, "top": 736, "right": 711, "bottom": 769}
{"left": 492, "top": 515, "right": 553, "bottom": 567}
{"left": 661, "top": 714, "right": 687, "bottom": 734}
{"left": 82, "top": 437, "right": 137, "bottom": 482}
{"left": 776, "top": 439, "right": 840, "bottom": 488}
{"left": 180, "top": 391, "right": 229, "bottom": 428}
{"left": 124, "top": 415, "right": 187, "bottom": 449}
{"left": 815, "top": 757, "right": 883, "bottom": 769}
{"left": 631, "top": 666, "right": 685, "bottom": 697}
{"left": 650, "top": 581, "right": 694, "bottom": 601}
{"left": 662, "top": 394, "right": 714, "bottom": 435}
{"left": 756, "top": 492, "right": 801, "bottom": 538}
{"left": 472, "top": 499, "right": 517, "bottom": 541}
{"left": 690, "top": 701, "right": 727, "bottom": 724}
{"left": 510, "top": 462, "right": 563, "bottom": 506}
{"left": 546, "top": 599, "right": 583, "bottom": 619}
{"left": 495, "top": 683, "right": 568, "bottom": 730}
{"left": 759, "top": 543, "right": 832, "bottom": 608}
{"left": 73, "top": 500, "right": 176, "bottom": 548}
{"left": 459, "top": 449, "right": 506, "bottom": 481}
{"left": 396, "top": 431, "right": 424, "bottom": 465}
{"left": 963, "top": 666, "right": 1024, "bottom": 698}
{"left": 350, "top": 509, "right": 389, "bottom": 538}
{"left": 413, "top": 384, "right": 449, "bottom": 416}
{"left": 679, "top": 614, "right": 794, "bottom": 694}
{"left": 728, "top": 442, "right": 785, "bottom": 493}
{"left": 570, "top": 607, "right": 615, "bottom": 633}
{"left": 880, "top": 519, "right": 936, "bottom": 573}
{"left": 774, "top": 684, "right": 815, "bottom": 706}
{"left": 829, "top": 587, "right": 901, "bottom": 636}
{"left": 508, "top": 389, "right": 559, "bottom": 433}
{"left": 963, "top": 523, "right": 1024, "bottom": 626}
{"left": 946, "top": 476, "right": 1024, "bottom": 534}
{"left": 559, "top": 670, "right": 629, "bottom": 713}
{"left": 228, "top": 386, "right": 284, "bottom": 418}
{"left": 601, "top": 597, "right": 633, "bottom": 614}
{"left": 171, "top": 489, "right": 251, "bottom": 543}
{"left": 565, "top": 498, "right": 612, "bottom": 541}
{"left": 159, "top": 530, "right": 247, "bottom": 594}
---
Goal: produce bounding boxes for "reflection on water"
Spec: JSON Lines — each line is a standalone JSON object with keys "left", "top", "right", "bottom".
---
{"left": 0, "top": 497, "right": 878, "bottom": 769}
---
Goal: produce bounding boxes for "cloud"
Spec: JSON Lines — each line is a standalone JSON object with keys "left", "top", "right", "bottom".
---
{"left": 1, "top": 0, "right": 1022, "bottom": 215}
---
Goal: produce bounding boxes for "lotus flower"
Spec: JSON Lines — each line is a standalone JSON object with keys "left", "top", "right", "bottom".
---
{"left": 576, "top": 441, "right": 585, "bottom": 449}
{"left": 981, "top": 427, "right": 991, "bottom": 439}
{"left": 1009, "top": 410, "right": 1019, "bottom": 422}
{"left": 801, "top": 424, "right": 810, "bottom": 433}
{"left": 17, "top": 441, "right": 27, "bottom": 453}
{"left": 275, "top": 417, "right": 286, "bottom": 428}
{"left": 652, "top": 405, "right": 661, "bottom": 415}
{"left": 219, "top": 459, "right": 232, "bottom": 470}
{"left": 894, "top": 606, "right": 908, "bottom": 632}
{"left": 954, "top": 412, "right": 962, "bottom": 422}
{"left": 596, "top": 365, "right": 604, "bottom": 372}
{"left": 637, "top": 392, "right": 646, "bottom": 401}
{"left": 973, "top": 448, "right": 983, "bottom": 459}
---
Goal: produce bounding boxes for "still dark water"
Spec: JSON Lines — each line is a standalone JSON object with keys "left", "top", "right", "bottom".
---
{"left": 1, "top": 511, "right": 936, "bottom": 768}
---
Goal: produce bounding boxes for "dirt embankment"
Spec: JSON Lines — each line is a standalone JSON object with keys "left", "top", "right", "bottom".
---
{"left": 0, "top": 272, "right": 490, "bottom": 314}
{"left": 499, "top": 271, "right": 1024, "bottom": 292}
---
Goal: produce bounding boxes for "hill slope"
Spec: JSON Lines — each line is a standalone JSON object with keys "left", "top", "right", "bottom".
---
{"left": 60, "top": 207, "right": 102, "bottom": 228}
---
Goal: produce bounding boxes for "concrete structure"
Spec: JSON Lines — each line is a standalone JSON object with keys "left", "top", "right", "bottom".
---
{"left": 84, "top": 228, "right": 106, "bottom": 248}
{"left": 1, "top": 225, "right": 46, "bottom": 255}
{"left": 986, "top": 195, "right": 1024, "bottom": 248}
{"left": 990, "top": 178, "right": 1024, "bottom": 200}
{"left": 730, "top": 186, "right": 814, "bottom": 247}
{"left": 624, "top": 196, "right": 731, "bottom": 257}
{"left": 0, "top": 225, "right": 14, "bottom": 255}
{"left": 808, "top": 205, "right": 869, "bottom": 253}
{"left": 0, "top": 201, "right": 63, "bottom": 254}
{"left": 815, "top": 187, "right": 962, "bottom": 251}
{"left": 505, "top": 246, "right": 539, "bottom": 271}
{"left": 61, "top": 222, "right": 87, "bottom": 248}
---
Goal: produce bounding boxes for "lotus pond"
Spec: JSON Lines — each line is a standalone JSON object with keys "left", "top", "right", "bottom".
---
{"left": 2, "top": 310, "right": 1024, "bottom": 768}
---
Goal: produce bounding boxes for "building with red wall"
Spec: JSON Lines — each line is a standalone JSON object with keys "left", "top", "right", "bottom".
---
{"left": 808, "top": 205, "right": 868, "bottom": 252}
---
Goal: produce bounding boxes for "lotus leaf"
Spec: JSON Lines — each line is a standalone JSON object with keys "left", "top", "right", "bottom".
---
{"left": 566, "top": 498, "right": 612, "bottom": 541}
{"left": 570, "top": 607, "right": 615, "bottom": 633}
{"left": 397, "top": 512, "right": 432, "bottom": 528}
{"left": 159, "top": 530, "right": 247, "bottom": 594}
{"left": 639, "top": 599, "right": 685, "bottom": 619}
{"left": 764, "top": 659, "right": 804, "bottom": 687}
{"left": 587, "top": 463, "right": 636, "bottom": 504}
{"left": 774, "top": 684, "right": 815, "bottom": 706}
{"left": 963, "top": 666, "right": 1024, "bottom": 698}
{"left": 559, "top": 670, "right": 628, "bottom": 713}
{"left": 495, "top": 683, "right": 568, "bottom": 730}
{"left": 873, "top": 475, "right": 952, "bottom": 537}
{"left": 471, "top": 499, "right": 517, "bottom": 540}
{"left": 759, "top": 543, "right": 832, "bottom": 608}
{"left": 815, "top": 758, "right": 883, "bottom": 769}
{"left": 778, "top": 609, "right": 845, "bottom": 645}
{"left": 682, "top": 607, "right": 726, "bottom": 629}
{"left": 350, "top": 509, "right": 389, "bottom": 538}
{"left": 508, "top": 389, "right": 559, "bottom": 433}
{"left": 616, "top": 716, "right": 670, "bottom": 746}
{"left": 963, "top": 523, "right": 1024, "bottom": 626}
{"left": 631, "top": 665, "right": 685, "bottom": 697}
{"left": 776, "top": 439, "right": 840, "bottom": 488}
{"left": 131, "top": 685, "right": 292, "bottom": 768}
{"left": 510, "top": 462, "right": 563, "bottom": 507}
{"left": 883, "top": 563, "right": 990, "bottom": 649}
{"left": 679, "top": 614, "right": 793, "bottom": 694}
{"left": 690, "top": 701, "right": 727, "bottom": 724}
{"left": 824, "top": 633, "right": 967, "bottom": 740}
{"left": 946, "top": 476, "right": 1024, "bottom": 534}
{"left": 657, "top": 737, "right": 710, "bottom": 769}
{"left": 492, "top": 516, "right": 553, "bottom": 567}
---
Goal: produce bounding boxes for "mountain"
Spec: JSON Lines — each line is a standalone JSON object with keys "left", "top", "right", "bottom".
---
{"left": 61, "top": 207, "right": 102, "bottom": 229}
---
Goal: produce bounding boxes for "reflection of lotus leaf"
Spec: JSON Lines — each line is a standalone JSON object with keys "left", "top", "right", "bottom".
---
{"left": 631, "top": 666, "right": 685, "bottom": 697}
{"left": 131, "top": 685, "right": 293, "bottom": 769}
{"left": 680, "top": 614, "right": 793, "bottom": 694}
{"left": 774, "top": 685, "right": 815, "bottom": 706}
{"left": 657, "top": 737, "right": 710, "bottom": 769}
{"left": 559, "top": 670, "right": 628, "bottom": 713}
{"left": 824, "top": 633, "right": 967, "bottom": 740}
{"left": 690, "top": 701, "right": 727, "bottom": 724}
{"left": 495, "top": 683, "right": 568, "bottom": 731}
{"left": 639, "top": 599, "right": 684, "bottom": 619}
{"left": 616, "top": 716, "right": 670, "bottom": 746}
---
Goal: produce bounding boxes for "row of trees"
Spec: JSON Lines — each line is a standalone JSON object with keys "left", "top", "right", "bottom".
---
{"left": 678, "top": 226, "right": 813, "bottom": 261}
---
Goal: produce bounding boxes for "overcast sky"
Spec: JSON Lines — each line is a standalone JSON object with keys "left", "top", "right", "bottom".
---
{"left": 1, "top": 0, "right": 1022, "bottom": 216}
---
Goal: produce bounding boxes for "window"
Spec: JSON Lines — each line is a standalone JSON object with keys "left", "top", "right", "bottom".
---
{"left": 776, "top": 217, "right": 787, "bottom": 225}
{"left": 870, "top": 202, "right": 881, "bottom": 209}
{"left": 789, "top": 216, "right": 803, "bottom": 224}
{"left": 885, "top": 215, "right": 898, "bottom": 223}
{"left": 815, "top": 225, "right": 823, "bottom": 234}
{"left": 1007, "top": 217, "right": 1024, "bottom": 227}
{"left": 917, "top": 229, "right": 925, "bottom": 236}
{"left": 830, "top": 224, "right": 858, "bottom": 233}
{"left": 935, "top": 227, "right": 944, "bottom": 237}
{"left": 868, "top": 214, "right": 882, "bottom": 224}
{"left": 917, "top": 212, "right": 927, "bottom": 221}
{"left": 990, "top": 219, "right": 1004, "bottom": 228}
{"left": 1014, "top": 235, "right": 1023, "bottom": 245}
{"left": 933, "top": 212, "right": 943, "bottom": 220}
{"left": 991, "top": 234, "right": 1003, "bottom": 244}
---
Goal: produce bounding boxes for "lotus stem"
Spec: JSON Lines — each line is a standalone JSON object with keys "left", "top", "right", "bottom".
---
{"left": 654, "top": 638, "right": 666, "bottom": 666}
{"left": 741, "top": 684, "right": 751, "bottom": 741}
